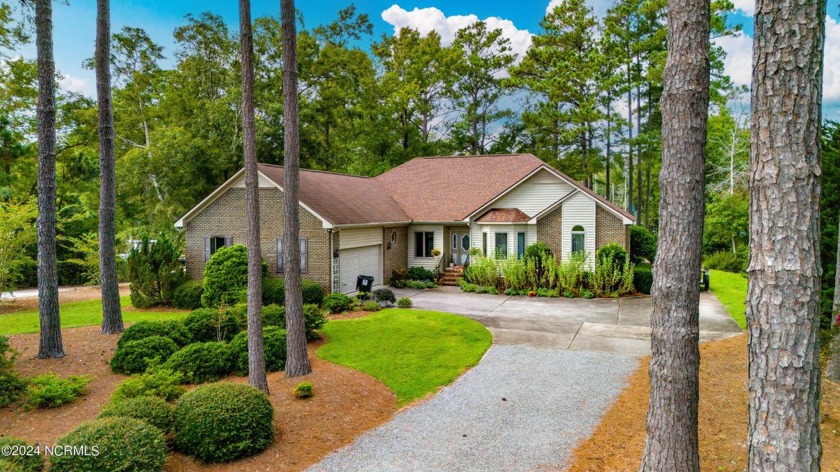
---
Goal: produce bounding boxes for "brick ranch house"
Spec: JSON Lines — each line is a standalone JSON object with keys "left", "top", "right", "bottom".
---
{"left": 174, "top": 154, "right": 634, "bottom": 293}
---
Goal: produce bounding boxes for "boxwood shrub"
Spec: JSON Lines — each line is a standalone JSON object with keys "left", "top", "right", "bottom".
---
{"left": 117, "top": 320, "right": 192, "bottom": 348}
{"left": 303, "top": 304, "right": 327, "bottom": 340}
{"left": 23, "top": 373, "right": 91, "bottom": 410}
{"left": 0, "top": 437, "right": 44, "bottom": 472}
{"left": 183, "top": 308, "right": 240, "bottom": 343}
{"left": 99, "top": 396, "right": 176, "bottom": 435}
{"left": 633, "top": 264, "right": 653, "bottom": 295}
{"left": 229, "top": 326, "right": 287, "bottom": 375}
{"left": 173, "top": 280, "right": 204, "bottom": 309}
{"left": 323, "top": 292, "right": 353, "bottom": 314}
{"left": 111, "top": 336, "right": 180, "bottom": 375}
{"left": 174, "top": 383, "right": 274, "bottom": 462}
{"left": 162, "top": 342, "right": 234, "bottom": 384}
{"left": 50, "top": 417, "right": 167, "bottom": 472}
{"left": 301, "top": 279, "right": 324, "bottom": 306}
{"left": 261, "top": 277, "right": 285, "bottom": 306}
{"left": 111, "top": 368, "right": 186, "bottom": 403}
{"left": 262, "top": 304, "right": 285, "bottom": 328}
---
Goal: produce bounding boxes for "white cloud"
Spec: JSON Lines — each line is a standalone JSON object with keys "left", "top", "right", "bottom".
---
{"left": 547, "top": 0, "right": 612, "bottom": 18}
{"left": 59, "top": 73, "right": 92, "bottom": 95}
{"left": 380, "top": 5, "right": 532, "bottom": 62}
{"left": 712, "top": 15, "right": 840, "bottom": 102}
{"left": 730, "top": 0, "right": 755, "bottom": 16}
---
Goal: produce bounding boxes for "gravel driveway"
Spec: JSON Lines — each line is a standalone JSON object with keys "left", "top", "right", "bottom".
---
{"left": 308, "top": 344, "right": 637, "bottom": 472}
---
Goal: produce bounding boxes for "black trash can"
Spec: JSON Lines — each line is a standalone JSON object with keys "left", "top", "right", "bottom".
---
{"left": 356, "top": 275, "right": 375, "bottom": 293}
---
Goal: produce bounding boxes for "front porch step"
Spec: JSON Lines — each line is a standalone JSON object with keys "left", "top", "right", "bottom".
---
{"left": 440, "top": 266, "right": 465, "bottom": 286}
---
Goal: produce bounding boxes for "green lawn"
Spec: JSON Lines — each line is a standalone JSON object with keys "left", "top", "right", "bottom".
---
{"left": 0, "top": 296, "right": 189, "bottom": 335}
{"left": 709, "top": 269, "right": 748, "bottom": 330}
{"left": 317, "top": 309, "right": 492, "bottom": 405}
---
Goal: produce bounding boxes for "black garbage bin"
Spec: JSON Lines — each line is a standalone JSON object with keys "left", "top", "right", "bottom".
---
{"left": 356, "top": 275, "right": 374, "bottom": 294}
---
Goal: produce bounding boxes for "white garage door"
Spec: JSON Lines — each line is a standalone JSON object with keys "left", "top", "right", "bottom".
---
{"left": 339, "top": 245, "right": 382, "bottom": 293}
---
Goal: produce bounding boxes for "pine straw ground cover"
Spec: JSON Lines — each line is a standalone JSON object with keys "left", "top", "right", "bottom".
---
{"left": 567, "top": 333, "right": 840, "bottom": 471}
{"left": 0, "top": 325, "right": 398, "bottom": 471}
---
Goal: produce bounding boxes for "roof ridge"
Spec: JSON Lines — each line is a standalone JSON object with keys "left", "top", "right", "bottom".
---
{"left": 258, "top": 163, "right": 371, "bottom": 179}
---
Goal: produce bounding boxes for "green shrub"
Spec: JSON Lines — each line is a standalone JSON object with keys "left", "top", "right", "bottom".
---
{"left": 0, "top": 335, "right": 26, "bottom": 408}
{"left": 261, "top": 277, "right": 285, "bottom": 306}
{"left": 293, "top": 381, "right": 314, "bottom": 399}
{"left": 596, "top": 243, "right": 629, "bottom": 269}
{"left": 557, "top": 252, "right": 587, "bottom": 294}
{"left": 23, "top": 373, "right": 90, "bottom": 410}
{"left": 397, "top": 297, "right": 412, "bottom": 308}
{"left": 361, "top": 300, "right": 381, "bottom": 311}
{"left": 173, "top": 280, "right": 204, "bottom": 309}
{"left": 112, "top": 368, "right": 186, "bottom": 403}
{"left": 630, "top": 225, "right": 657, "bottom": 263}
{"left": 301, "top": 279, "right": 325, "bottom": 306}
{"left": 633, "top": 264, "right": 653, "bottom": 294}
{"left": 111, "top": 336, "right": 180, "bottom": 375}
{"left": 175, "top": 383, "right": 274, "bottom": 463}
{"left": 405, "top": 280, "right": 431, "bottom": 289}
{"left": 303, "top": 304, "right": 327, "bottom": 340}
{"left": 372, "top": 288, "right": 396, "bottom": 306}
{"left": 464, "top": 256, "right": 499, "bottom": 287}
{"left": 202, "top": 245, "right": 268, "bottom": 308}
{"left": 523, "top": 242, "right": 553, "bottom": 287}
{"left": 324, "top": 292, "right": 353, "bottom": 314}
{"left": 703, "top": 250, "right": 744, "bottom": 273}
{"left": 563, "top": 289, "right": 576, "bottom": 298}
{"left": 51, "top": 417, "right": 167, "bottom": 472}
{"left": 229, "top": 326, "right": 287, "bottom": 375}
{"left": 262, "top": 304, "right": 285, "bottom": 327}
{"left": 127, "top": 232, "right": 186, "bottom": 308}
{"left": 406, "top": 266, "right": 435, "bottom": 281}
{"left": 0, "top": 437, "right": 44, "bottom": 472}
{"left": 581, "top": 289, "right": 595, "bottom": 299}
{"left": 163, "top": 342, "right": 234, "bottom": 384}
{"left": 391, "top": 267, "right": 407, "bottom": 287}
{"left": 99, "top": 396, "right": 176, "bottom": 435}
{"left": 589, "top": 253, "right": 634, "bottom": 297}
{"left": 117, "top": 320, "right": 192, "bottom": 348}
{"left": 183, "top": 308, "right": 240, "bottom": 343}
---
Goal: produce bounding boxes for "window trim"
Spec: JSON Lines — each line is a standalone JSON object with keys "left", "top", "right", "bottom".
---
{"left": 495, "top": 232, "right": 508, "bottom": 259}
{"left": 517, "top": 232, "right": 526, "bottom": 259}
{"left": 571, "top": 225, "right": 586, "bottom": 255}
{"left": 414, "top": 231, "right": 435, "bottom": 258}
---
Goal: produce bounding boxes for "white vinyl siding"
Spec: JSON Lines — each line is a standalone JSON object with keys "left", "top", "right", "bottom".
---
{"left": 486, "top": 169, "right": 574, "bottom": 217}
{"left": 562, "top": 192, "right": 596, "bottom": 269}
{"left": 407, "top": 224, "right": 443, "bottom": 269}
{"left": 339, "top": 245, "right": 382, "bottom": 293}
{"left": 231, "top": 173, "right": 275, "bottom": 188}
{"left": 471, "top": 223, "right": 532, "bottom": 259}
{"left": 339, "top": 227, "right": 383, "bottom": 249}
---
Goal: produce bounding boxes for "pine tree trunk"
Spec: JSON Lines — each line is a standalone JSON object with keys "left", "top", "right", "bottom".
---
{"left": 627, "top": 58, "right": 634, "bottom": 215}
{"left": 636, "top": 77, "right": 643, "bottom": 225}
{"left": 239, "top": 0, "right": 268, "bottom": 393}
{"left": 35, "top": 0, "right": 64, "bottom": 359}
{"left": 96, "top": 0, "right": 123, "bottom": 335}
{"left": 282, "top": 0, "right": 311, "bottom": 377}
{"left": 606, "top": 93, "right": 612, "bottom": 199}
{"left": 638, "top": 0, "right": 709, "bottom": 467}
{"left": 747, "top": 0, "right": 826, "bottom": 467}
{"left": 826, "top": 220, "right": 840, "bottom": 382}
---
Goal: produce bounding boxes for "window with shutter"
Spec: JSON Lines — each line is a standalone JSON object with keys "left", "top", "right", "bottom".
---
{"left": 276, "top": 237, "right": 284, "bottom": 273}
{"left": 300, "top": 237, "right": 308, "bottom": 273}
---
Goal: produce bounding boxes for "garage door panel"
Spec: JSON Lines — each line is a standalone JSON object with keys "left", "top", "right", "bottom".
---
{"left": 339, "top": 245, "right": 382, "bottom": 293}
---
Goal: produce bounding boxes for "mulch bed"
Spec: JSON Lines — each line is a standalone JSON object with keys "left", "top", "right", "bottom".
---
{"left": 1, "top": 325, "right": 398, "bottom": 471}
{"left": 567, "top": 333, "right": 840, "bottom": 471}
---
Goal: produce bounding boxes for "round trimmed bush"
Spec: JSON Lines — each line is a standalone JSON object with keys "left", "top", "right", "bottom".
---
{"left": 99, "top": 396, "right": 176, "bottom": 434}
{"left": 323, "top": 292, "right": 353, "bottom": 314}
{"left": 262, "top": 304, "right": 285, "bottom": 328}
{"left": 163, "top": 342, "right": 234, "bottom": 384}
{"left": 372, "top": 288, "right": 396, "bottom": 306}
{"left": 183, "top": 308, "right": 240, "bottom": 343}
{"left": 596, "top": 243, "right": 629, "bottom": 269}
{"left": 630, "top": 225, "right": 657, "bottom": 263}
{"left": 301, "top": 279, "right": 324, "bottom": 306}
{"left": 202, "top": 245, "right": 267, "bottom": 308}
{"left": 0, "top": 437, "right": 44, "bottom": 472}
{"left": 117, "top": 320, "right": 192, "bottom": 348}
{"left": 303, "top": 304, "right": 327, "bottom": 340}
{"left": 50, "top": 417, "right": 167, "bottom": 472}
{"left": 261, "top": 277, "right": 285, "bottom": 306}
{"left": 633, "top": 264, "right": 653, "bottom": 294}
{"left": 173, "top": 280, "right": 204, "bottom": 309}
{"left": 397, "top": 297, "right": 412, "bottom": 308}
{"left": 111, "top": 336, "right": 180, "bottom": 375}
{"left": 175, "top": 382, "right": 274, "bottom": 462}
{"left": 229, "top": 326, "right": 287, "bottom": 375}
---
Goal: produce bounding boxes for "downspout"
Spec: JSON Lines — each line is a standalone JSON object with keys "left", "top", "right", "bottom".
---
{"left": 328, "top": 228, "right": 336, "bottom": 293}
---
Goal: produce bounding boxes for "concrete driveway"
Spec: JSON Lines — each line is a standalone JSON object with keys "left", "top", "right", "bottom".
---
{"left": 391, "top": 286, "right": 742, "bottom": 356}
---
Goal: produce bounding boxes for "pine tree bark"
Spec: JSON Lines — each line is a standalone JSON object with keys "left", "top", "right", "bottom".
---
{"left": 282, "top": 0, "right": 311, "bottom": 377}
{"left": 239, "top": 0, "right": 268, "bottom": 393}
{"left": 747, "top": 0, "right": 826, "bottom": 468}
{"left": 35, "top": 0, "right": 64, "bottom": 358}
{"left": 826, "top": 220, "right": 840, "bottom": 382}
{"left": 638, "top": 0, "right": 709, "bottom": 467}
{"left": 96, "top": 0, "right": 123, "bottom": 335}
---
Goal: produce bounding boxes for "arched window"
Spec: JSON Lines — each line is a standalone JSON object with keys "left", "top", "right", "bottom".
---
{"left": 572, "top": 225, "right": 585, "bottom": 255}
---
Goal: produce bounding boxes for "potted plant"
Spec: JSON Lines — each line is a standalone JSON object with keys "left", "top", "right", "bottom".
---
{"left": 431, "top": 248, "right": 442, "bottom": 257}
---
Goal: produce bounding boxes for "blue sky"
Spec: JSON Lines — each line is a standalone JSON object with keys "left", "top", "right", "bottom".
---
{"left": 14, "top": 1, "right": 840, "bottom": 120}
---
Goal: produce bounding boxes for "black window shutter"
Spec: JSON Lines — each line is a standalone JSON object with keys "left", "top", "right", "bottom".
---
{"left": 204, "top": 237, "right": 211, "bottom": 263}
{"left": 300, "top": 237, "right": 308, "bottom": 273}
{"left": 276, "top": 237, "right": 284, "bottom": 273}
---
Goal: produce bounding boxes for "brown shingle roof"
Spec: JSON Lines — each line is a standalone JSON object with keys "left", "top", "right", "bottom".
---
{"left": 475, "top": 208, "right": 531, "bottom": 223}
{"left": 257, "top": 164, "right": 410, "bottom": 226}
{"left": 374, "top": 154, "right": 545, "bottom": 221}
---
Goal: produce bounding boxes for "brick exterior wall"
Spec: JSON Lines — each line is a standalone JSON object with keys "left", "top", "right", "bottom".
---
{"left": 537, "top": 205, "right": 562, "bottom": 257}
{"left": 382, "top": 226, "right": 408, "bottom": 284}
{"left": 595, "top": 205, "right": 628, "bottom": 251}
{"left": 183, "top": 187, "right": 332, "bottom": 292}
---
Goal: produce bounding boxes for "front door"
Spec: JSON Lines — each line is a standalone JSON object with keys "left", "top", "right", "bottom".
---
{"left": 451, "top": 232, "right": 471, "bottom": 266}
